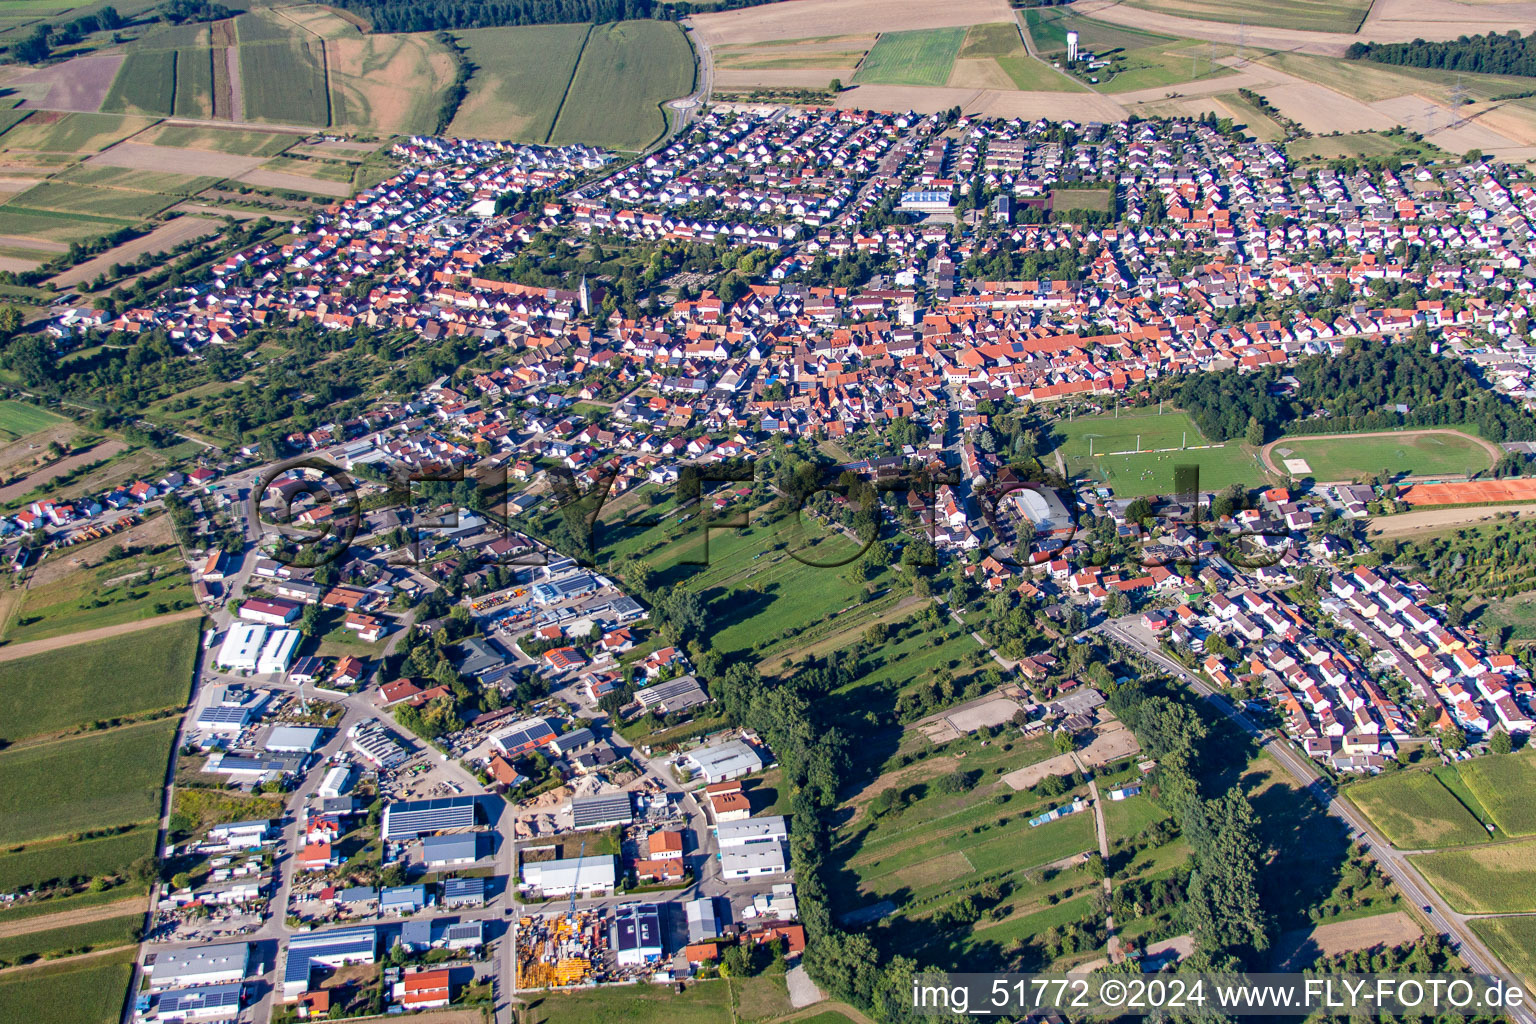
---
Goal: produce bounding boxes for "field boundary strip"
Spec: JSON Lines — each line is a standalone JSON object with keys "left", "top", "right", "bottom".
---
{"left": 543, "top": 23, "right": 595, "bottom": 146}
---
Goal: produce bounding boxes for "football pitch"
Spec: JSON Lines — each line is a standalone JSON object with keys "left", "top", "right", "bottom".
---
{"left": 1052, "top": 407, "right": 1269, "bottom": 497}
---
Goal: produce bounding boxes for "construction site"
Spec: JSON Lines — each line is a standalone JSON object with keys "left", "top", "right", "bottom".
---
{"left": 513, "top": 908, "right": 607, "bottom": 990}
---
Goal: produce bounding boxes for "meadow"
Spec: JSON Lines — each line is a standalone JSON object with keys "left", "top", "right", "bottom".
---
{"left": 546, "top": 21, "right": 695, "bottom": 152}
{"left": 0, "top": 718, "right": 177, "bottom": 844}
{"left": 1120, "top": 0, "right": 1373, "bottom": 33}
{"left": 1270, "top": 430, "right": 1494, "bottom": 482}
{"left": 853, "top": 27, "right": 966, "bottom": 87}
{"left": 449, "top": 25, "right": 593, "bottom": 143}
{"left": 0, "top": 948, "right": 136, "bottom": 1024}
{"left": 0, "top": 617, "right": 197, "bottom": 739}
{"left": 1344, "top": 771, "right": 1493, "bottom": 849}
{"left": 1457, "top": 750, "right": 1536, "bottom": 836}
{"left": 1411, "top": 838, "right": 1536, "bottom": 914}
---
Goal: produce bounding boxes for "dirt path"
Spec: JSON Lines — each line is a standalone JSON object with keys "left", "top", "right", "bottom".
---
{"left": 0, "top": 943, "right": 134, "bottom": 975}
{"left": 1366, "top": 505, "right": 1536, "bottom": 538}
{"left": 0, "top": 607, "right": 202, "bottom": 662}
{"left": 1259, "top": 428, "right": 1501, "bottom": 480}
{"left": 0, "top": 898, "right": 142, "bottom": 940}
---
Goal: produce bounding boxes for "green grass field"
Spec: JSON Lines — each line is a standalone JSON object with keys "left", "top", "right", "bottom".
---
{"left": 1345, "top": 771, "right": 1493, "bottom": 849}
{"left": 1271, "top": 431, "right": 1493, "bottom": 482}
{"left": 100, "top": 49, "right": 175, "bottom": 116}
{"left": 526, "top": 975, "right": 789, "bottom": 1024}
{"left": 1051, "top": 189, "right": 1113, "bottom": 215}
{"left": 1411, "top": 838, "right": 1536, "bottom": 914}
{"left": 1093, "top": 38, "right": 1237, "bottom": 94}
{"left": 53, "top": 165, "right": 219, "bottom": 197}
{"left": 1458, "top": 751, "right": 1536, "bottom": 836}
{"left": 546, "top": 21, "right": 694, "bottom": 151}
{"left": 0, "top": 948, "right": 136, "bottom": 1024}
{"left": 0, "top": 400, "right": 64, "bottom": 439}
{"left": 853, "top": 27, "right": 966, "bottom": 87}
{"left": 1470, "top": 916, "right": 1536, "bottom": 991}
{"left": 1102, "top": 793, "right": 1170, "bottom": 842}
{"left": 0, "top": 825, "right": 156, "bottom": 890}
{"left": 0, "top": 207, "right": 133, "bottom": 243}
{"left": 239, "top": 38, "right": 330, "bottom": 125}
{"left": 1120, "top": 0, "right": 1373, "bottom": 34}
{"left": 0, "top": 617, "right": 197, "bottom": 740}
{"left": 7, "top": 182, "right": 178, "bottom": 222}
{"left": 1051, "top": 407, "right": 1267, "bottom": 498}
{"left": 0, "top": 913, "right": 139, "bottom": 967}
{"left": 0, "top": 719, "right": 176, "bottom": 844}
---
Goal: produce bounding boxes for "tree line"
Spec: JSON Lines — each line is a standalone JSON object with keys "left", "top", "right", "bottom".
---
{"left": 331, "top": 0, "right": 659, "bottom": 33}
{"left": 1168, "top": 334, "right": 1536, "bottom": 444}
{"left": 1347, "top": 31, "right": 1536, "bottom": 78}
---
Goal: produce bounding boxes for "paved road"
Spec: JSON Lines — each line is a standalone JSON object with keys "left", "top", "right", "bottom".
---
{"left": 1096, "top": 618, "right": 1535, "bottom": 1024}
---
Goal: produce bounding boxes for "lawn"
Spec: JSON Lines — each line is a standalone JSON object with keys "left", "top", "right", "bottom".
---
{"left": 100, "top": 49, "right": 175, "bottom": 117}
{"left": 0, "top": 400, "right": 65, "bottom": 439}
{"left": 853, "top": 27, "right": 966, "bottom": 87}
{"left": 0, "top": 617, "right": 198, "bottom": 740}
{"left": 1345, "top": 770, "right": 1492, "bottom": 849}
{"left": 1121, "top": 0, "right": 1371, "bottom": 32}
{"left": 1411, "top": 838, "right": 1536, "bottom": 914}
{"left": 953, "top": 22, "right": 1079, "bottom": 92}
{"left": 1102, "top": 793, "right": 1170, "bottom": 843}
{"left": 0, "top": 825, "right": 156, "bottom": 890}
{"left": 1470, "top": 916, "right": 1536, "bottom": 991}
{"left": 1457, "top": 751, "right": 1536, "bottom": 836}
{"left": 1271, "top": 430, "right": 1494, "bottom": 482}
{"left": 0, "top": 719, "right": 176, "bottom": 844}
{"left": 239, "top": 38, "right": 331, "bottom": 125}
{"left": 0, "top": 913, "right": 139, "bottom": 967}
{"left": 0, "top": 947, "right": 136, "bottom": 1024}
{"left": 1051, "top": 189, "right": 1113, "bottom": 215}
{"left": 546, "top": 21, "right": 694, "bottom": 151}
{"left": 1051, "top": 407, "right": 1267, "bottom": 498}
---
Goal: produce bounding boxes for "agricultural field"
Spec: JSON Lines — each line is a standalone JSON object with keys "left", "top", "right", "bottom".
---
{"left": 0, "top": 113, "right": 156, "bottom": 155}
{"left": 1457, "top": 750, "right": 1536, "bottom": 836}
{"left": 445, "top": 26, "right": 589, "bottom": 142}
{"left": 525, "top": 974, "right": 792, "bottom": 1024}
{"left": 0, "top": 824, "right": 156, "bottom": 891}
{"left": 0, "top": 913, "right": 140, "bottom": 967}
{"left": 99, "top": 49, "right": 175, "bottom": 117}
{"left": 1411, "top": 838, "right": 1536, "bottom": 914}
{"left": 712, "top": 32, "right": 872, "bottom": 72}
{"left": 547, "top": 21, "right": 694, "bottom": 151}
{"left": 327, "top": 25, "right": 455, "bottom": 135}
{"left": 238, "top": 14, "right": 331, "bottom": 125}
{"left": 1050, "top": 407, "right": 1268, "bottom": 498}
{"left": 1345, "top": 770, "right": 1493, "bottom": 849}
{"left": 0, "top": 947, "right": 137, "bottom": 1024}
{"left": 1092, "top": 38, "right": 1236, "bottom": 95}
{"left": 0, "top": 616, "right": 196, "bottom": 739}
{"left": 173, "top": 46, "right": 214, "bottom": 118}
{"left": 138, "top": 123, "right": 295, "bottom": 156}
{"left": 6, "top": 181, "right": 178, "bottom": 221}
{"left": 1470, "top": 916, "right": 1536, "bottom": 991}
{"left": 1119, "top": 0, "right": 1373, "bottom": 33}
{"left": 1215, "top": 90, "right": 1286, "bottom": 142}
{"left": 0, "top": 718, "right": 177, "bottom": 844}
{"left": 952, "top": 22, "right": 1076, "bottom": 92}
{"left": 1268, "top": 431, "right": 1494, "bottom": 482}
{"left": 853, "top": 27, "right": 966, "bottom": 87}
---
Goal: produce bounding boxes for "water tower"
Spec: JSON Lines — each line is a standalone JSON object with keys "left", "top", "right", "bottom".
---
{"left": 1066, "top": 30, "right": 1079, "bottom": 63}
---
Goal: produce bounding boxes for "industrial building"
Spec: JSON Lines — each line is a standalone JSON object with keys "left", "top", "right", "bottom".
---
{"left": 715, "top": 815, "right": 788, "bottom": 848}
{"left": 204, "top": 750, "right": 306, "bottom": 781}
{"left": 530, "top": 573, "right": 599, "bottom": 606}
{"left": 443, "top": 876, "right": 486, "bottom": 908}
{"left": 490, "top": 717, "right": 557, "bottom": 756}
{"left": 720, "top": 844, "right": 787, "bottom": 880}
{"left": 319, "top": 764, "right": 354, "bottom": 799}
{"left": 520, "top": 855, "right": 616, "bottom": 898}
{"left": 264, "top": 725, "right": 325, "bottom": 753}
{"left": 154, "top": 982, "right": 243, "bottom": 1022}
{"left": 381, "top": 796, "right": 479, "bottom": 841}
{"left": 282, "top": 927, "right": 377, "bottom": 999}
{"left": 146, "top": 942, "right": 251, "bottom": 992}
{"left": 612, "top": 903, "right": 665, "bottom": 967}
{"left": 685, "top": 896, "right": 727, "bottom": 944}
{"left": 569, "top": 792, "right": 633, "bottom": 830}
{"left": 348, "top": 721, "right": 409, "bottom": 770}
{"left": 682, "top": 738, "right": 765, "bottom": 783}
{"left": 634, "top": 675, "right": 711, "bottom": 715}
{"left": 256, "top": 628, "right": 301, "bottom": 675}
{"left": 421, "top": 833, "right": 481, "bottom": 867}
{"left": 380, "top": 885, "right": 431, "bottom": 915}
{"left": 215, "top": 623, "right": 267, "bottom": 673}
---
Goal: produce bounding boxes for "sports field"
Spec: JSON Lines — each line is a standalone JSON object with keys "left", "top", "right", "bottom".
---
{"left": 1052, "top": 407, "right": 1267, "bottom": 498}
{"left": 1411, "top": 838, "right": 1536, "bottom": 914}
{"left": 1269, "top": 431, "right": 1493, "bottom": 482}
{"left": 1345, "top": 771, "right": 1492, "bottom": 849}
{"left": 1120, "top": 0, "right": 1374, "bottom": 34}
{"left": 0, "top": 617, "right": 197, "bottom": 738}
{"left": 546, "top": 21, "right": 695, "bottom": 151}
{"left": 0, "top": 718, "right": 177, "bottom": 844}
{"left": 1458, "top": 750, "right": 1536, "bottom": 836}
{"left": 854, "top": 27, "right": 966, "bottom": 87}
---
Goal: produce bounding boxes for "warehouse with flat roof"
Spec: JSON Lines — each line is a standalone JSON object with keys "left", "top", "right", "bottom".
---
{"left": 520, "top": 855, "right": 616, "bottom": 898}
{"left": 155, "top": 982, "right": 243, "bottom": 1022}
{"left": 720, "top": 844, "right": 786, "bottom": 880}
{"left": 421, "top": 833, "right": 481, "bottom": 867}
{"left": 282, "top": 927, "right": 377, "bottom": 999}
{"left": 215, "top": 623, "right": 267, "bottom": 673}
{"left": 381, "top": 796, "right": 479, "bottom": 841}
{"left": 570, "top": 792, "right": 633, "bottom": 830}
{"left": 683, "top": 739, "right": 764, "bottom": 783}
{"left": 612, "top": 903, "right": 665, "bottom": 967}
{"left": 147, "top": 942, "right": 251, "bottom": 992}
{"left": 715, "top": 815, "right": 787, "bottom": 848}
